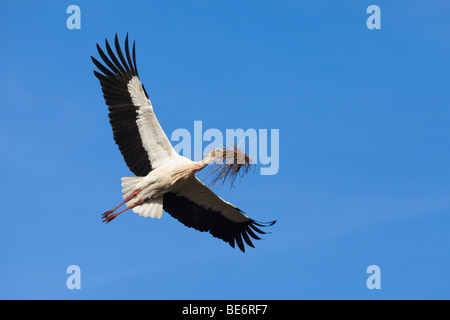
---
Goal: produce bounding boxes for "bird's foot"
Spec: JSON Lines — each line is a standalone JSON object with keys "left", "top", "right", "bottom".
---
{"left": 102, "top": 199, "right": 144, "bottom": 223}
{"left": 101, "top": 189, "right": 142, "bottom": 223}
{"left": 102, "top": 211, "right": 121, "bottom": 223}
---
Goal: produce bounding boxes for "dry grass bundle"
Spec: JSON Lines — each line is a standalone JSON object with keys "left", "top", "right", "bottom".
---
{"left": 204, "top": 145, "right": 254, "bottom": 188}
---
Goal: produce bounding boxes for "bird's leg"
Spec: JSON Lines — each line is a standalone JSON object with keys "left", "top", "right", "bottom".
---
{"left": 101, "top": 189, "right": 142, "bottom": 220}
{"left": 102, "top": 199, "right": 144, "bottom": 223}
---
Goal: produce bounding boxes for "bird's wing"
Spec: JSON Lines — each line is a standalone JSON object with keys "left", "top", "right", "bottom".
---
{"left": 163, "top": 177, "right": 276, "bottom": 252}
{"left": 92, "top": 34, "right": 176, "bottom": 176}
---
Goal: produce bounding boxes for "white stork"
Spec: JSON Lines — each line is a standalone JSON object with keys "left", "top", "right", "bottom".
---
{"left": 91, "top": 34, "right": 276, "bottom": 252}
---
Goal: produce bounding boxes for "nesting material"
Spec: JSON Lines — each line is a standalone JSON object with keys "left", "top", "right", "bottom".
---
{"left": 204, "top": 145, "right": 254, "bottom": 188}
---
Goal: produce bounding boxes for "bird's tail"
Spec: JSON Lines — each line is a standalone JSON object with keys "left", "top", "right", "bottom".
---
{"left": 121, "top": 177, "right": 163, "bottom": 219}
{"left": 131, "top": 198, "right": 163, "bottom": 219}
{"left": 121, "top": 176, "right": 143, "bottom": 200}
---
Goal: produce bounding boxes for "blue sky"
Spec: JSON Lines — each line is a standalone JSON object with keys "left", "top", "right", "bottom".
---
{"left": 1, "top": 0, "right": 449, "bottom": 299}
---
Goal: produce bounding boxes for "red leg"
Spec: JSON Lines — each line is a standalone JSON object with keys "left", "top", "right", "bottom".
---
{"left": 101, "top": 189, "right": 142, "bottom": 220}
{"left": 102, "top": 199, "right": 144, "bottom": 223}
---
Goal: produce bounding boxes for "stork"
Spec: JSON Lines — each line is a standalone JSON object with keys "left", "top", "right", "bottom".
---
{"left": 91, "top": 34, "right": 276, "bottom": 252}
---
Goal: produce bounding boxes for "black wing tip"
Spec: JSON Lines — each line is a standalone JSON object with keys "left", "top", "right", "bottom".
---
{"left": 230, "top": 219, "right": 276, "bottom": 253}
{"left": 162, "top": 194, "right": 276, "bottom": 254}
{"left": 249, "top": 219, "right": 276, "bottom": 234}
{"left": 92, "top": 33, "right": 138, "bottom": 79}
{"left": 253, "top": 219, "right": 277, "bottom": 227}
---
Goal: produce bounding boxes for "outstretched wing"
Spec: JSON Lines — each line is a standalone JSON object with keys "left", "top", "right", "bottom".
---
{"left": 91, "top": 33, "right": 176, "bottom": 176}
{"left": 163, "top": 177, "right": 276, "bottom": 252}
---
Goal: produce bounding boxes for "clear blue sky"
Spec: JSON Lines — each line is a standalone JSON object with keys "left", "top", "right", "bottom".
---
{"left": 1, "top": 0, "right": 449, "bottom": 299}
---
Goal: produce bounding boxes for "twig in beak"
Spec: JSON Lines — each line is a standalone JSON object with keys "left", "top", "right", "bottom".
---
{"left": 203, "top": 145, "right": 254, "bottom": 188}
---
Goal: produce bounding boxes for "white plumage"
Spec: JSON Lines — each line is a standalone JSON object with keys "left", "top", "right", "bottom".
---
{"left": 92, "top": 33, "right": 275, "bottom": 252}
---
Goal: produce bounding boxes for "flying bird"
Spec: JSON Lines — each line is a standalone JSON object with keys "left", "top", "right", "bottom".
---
{"left": 91, "top": 34, "right": 276, "bottom": 252}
